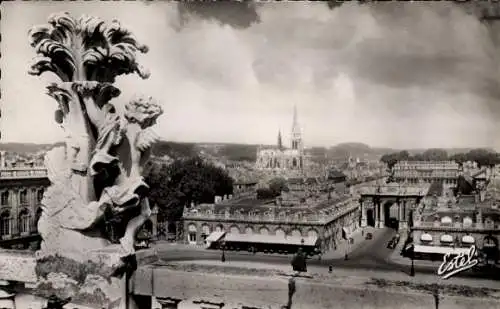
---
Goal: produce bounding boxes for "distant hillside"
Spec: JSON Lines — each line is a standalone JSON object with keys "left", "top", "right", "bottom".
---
{"left": 0, "top": 142, "right": 64, "bottom": 153}
{"left": 1, "top": 141, "right": 495, "bottom": 164}
{"left": 327, "top": 143, "right": 393, "bottom": 161}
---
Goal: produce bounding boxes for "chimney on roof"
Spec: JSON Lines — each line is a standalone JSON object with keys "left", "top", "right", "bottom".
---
{"left": 215, "top": 196, "right": 222, "bottom": 204}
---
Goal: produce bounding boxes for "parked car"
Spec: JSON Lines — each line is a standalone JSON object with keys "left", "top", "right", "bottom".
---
{"left": 387, "top": 235, "right": 401, "bottom": 249}
{"left": 387, "top": 239, "right": 396, "bottom": 249}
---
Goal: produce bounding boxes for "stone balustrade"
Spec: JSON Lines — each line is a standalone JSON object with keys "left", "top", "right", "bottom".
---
{"left": 184, "top": 204, "right": 359, "bottom": 224}
{"left": 413, "top": 221, "right": 498, "bottom": 231}
{"left": 0, "top": 168, "right": 48, "bottom": 179}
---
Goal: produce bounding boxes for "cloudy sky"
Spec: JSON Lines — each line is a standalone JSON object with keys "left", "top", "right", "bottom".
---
{"left": 2, "top": 1, "right": 500, "bottom": 149}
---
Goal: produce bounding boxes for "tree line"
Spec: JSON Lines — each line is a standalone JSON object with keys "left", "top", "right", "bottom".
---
{"left": 380, "top": 148, "right": 500, "bottom": 169}
{"left": 145, "top": 156, "right": 234, "bottom": 223}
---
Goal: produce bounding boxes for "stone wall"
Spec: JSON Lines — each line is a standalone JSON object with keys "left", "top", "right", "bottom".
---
{"left": 133, "top": 267, "right": 500, "bottom": 309}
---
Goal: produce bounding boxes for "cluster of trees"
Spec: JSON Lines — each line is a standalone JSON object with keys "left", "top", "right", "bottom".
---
{"left": 256, "top": 177, "right": 289, "bottom": 199}
{"left": 218, "top": 144, "right": 258, "bottom": 162}
{"left": 151, "top": 141, "right": 198, "bottom": 159}
{"left": 145, "top": 156, "right": 234, "bottom": 222}
{"left": 380, "top": 148, "right": 500, "bottom": 169}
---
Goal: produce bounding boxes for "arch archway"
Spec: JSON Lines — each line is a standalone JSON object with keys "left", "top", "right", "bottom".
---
{"left": 230, "top": 225, "right": 241, "bottom": 234}
{"left": 366, "top": 209, "right": 375, "bottom": 227}
{"left": 275, "top": 228, "right": 285, "bottom": 237}
{"left": 307, "top": 229, "right": 318, "bottom": 238}
{"left": 259, "top": 227, "right": 269, "bottom": 235}
{"left": 383, "top": 201, "right": 399, "bottom": 229}
{"left": 245, "top": 226, "right": 253, "bottom": 234}
{"left": 291, "top": 229, "right": 302, "bottom": 237}
{"left": 215, "top": 224, "right": 224, "bottom": 232}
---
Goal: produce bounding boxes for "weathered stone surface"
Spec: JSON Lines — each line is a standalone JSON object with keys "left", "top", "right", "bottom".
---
{"left": 134, "top": 267, "right": 500, "bottom": 309}
{"left": 0, "top": 250, "right": 37, "bottom": 283}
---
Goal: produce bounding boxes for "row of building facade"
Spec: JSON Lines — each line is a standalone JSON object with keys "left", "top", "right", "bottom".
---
{"left": 0, "top": 163, "right": 48, "bottom": 247}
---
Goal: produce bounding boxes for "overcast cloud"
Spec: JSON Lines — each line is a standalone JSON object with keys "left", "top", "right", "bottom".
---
{"left": 1, "top": 1, "right": 500, "bottom": 149}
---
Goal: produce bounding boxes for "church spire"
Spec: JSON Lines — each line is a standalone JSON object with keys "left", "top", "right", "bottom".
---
{"left": 291, "top": 105, "right": 302, "bottom": 150}
{"left": 292, "top": 104, "right": 299, "bottom": 134}
{"left": 277, "top": 130, "right": 283, "bottom": 150}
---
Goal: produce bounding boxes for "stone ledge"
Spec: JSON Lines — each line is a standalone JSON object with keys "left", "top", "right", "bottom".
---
{"left": 135, "top": 268, "right": 500, "bottom": 309}
{"left": 135, "top": 262, "right": 500, "bottom": 300}
{"left": 0, "top": 250, "right": 37, "bottom": 283}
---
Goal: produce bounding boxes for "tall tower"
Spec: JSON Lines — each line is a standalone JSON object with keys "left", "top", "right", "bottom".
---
{"left": 291, "top": 105, "right": 303, "bottom": 151}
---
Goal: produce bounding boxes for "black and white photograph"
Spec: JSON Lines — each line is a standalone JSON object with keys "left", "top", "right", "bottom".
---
{"left": 1, "top": 1, "right": 500, "bottom": 308}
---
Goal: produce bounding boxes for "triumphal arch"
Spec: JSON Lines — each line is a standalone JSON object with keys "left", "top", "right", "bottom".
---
{"left": 360, "top": 183, "right": 429, "bottom": 230}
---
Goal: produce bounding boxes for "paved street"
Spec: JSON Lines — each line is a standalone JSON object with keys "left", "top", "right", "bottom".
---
{"left": 148, "top": 227, "right": 500, "bottom": 281}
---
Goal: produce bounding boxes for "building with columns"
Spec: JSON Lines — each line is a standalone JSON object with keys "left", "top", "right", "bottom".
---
{"left": 392, "top": 161, "right": 460, "bottom": 186}
{"left": 359, "top": 183, "right": 431, "bottom": 230}
{"left": 0, "top": 155, "right": 49, "bottom": 249}
{"left": 410, "top": 175, "right": 500, "bottom": 260}
{"left": 182, "top": 188, "right": 360, "bottom": 253}
{"left": 255, "top": 106, "right": 306, "bottom": 170}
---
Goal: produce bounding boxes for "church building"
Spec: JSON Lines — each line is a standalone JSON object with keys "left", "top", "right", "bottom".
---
{"left": 255, "top": 106, "right": 305, "bottom": 170}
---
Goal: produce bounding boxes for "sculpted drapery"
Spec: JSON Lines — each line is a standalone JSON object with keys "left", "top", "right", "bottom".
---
{"left": 28, "top": 11, "right": 163, "bottom": 265}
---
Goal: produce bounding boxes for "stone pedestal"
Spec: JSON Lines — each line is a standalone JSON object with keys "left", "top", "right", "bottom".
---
{"left": 33, "top": 249, "right": 138, "bottom": 309}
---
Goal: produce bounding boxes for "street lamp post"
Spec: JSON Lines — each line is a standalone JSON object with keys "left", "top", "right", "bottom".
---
{"left": 221, "top": 241, "right": 226, "bottom": 263}
{"left": 410, "top": 244, "right": 415, "bottom": 277}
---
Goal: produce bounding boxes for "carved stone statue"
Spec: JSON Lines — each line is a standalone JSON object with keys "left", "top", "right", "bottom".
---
{"left": 27, "top": 12, "right": 163, "bottom": 308}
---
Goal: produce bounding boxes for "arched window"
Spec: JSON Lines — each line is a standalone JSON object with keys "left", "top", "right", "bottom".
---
{"left": 275, "top": 228, "right": 285, "bottom": 238}
{"left": 463, "top": 217, "right": 473, "bottom": 228}
{"left": 19, "top": 209, "right": 30, "bottom": 234}
{"left": 230, "top": 226, "right": 240, "bottom": 234}
{"left": 461, "top": 235, "right": 475, "bottom": 245}
{"left": 307, "top": 229, "right": 318, "bottom": 239}
{"left": 0, "top": 212, "right": 10, "bottom": 237}
{"left": 215, "top": 225, "right": 224, "bottom": 233}
{"left": 291, "top": 229, "right": 302, "bottom": 237}
{"left": 440, "top": 234, "right": 453, "bottom": 246}
{"left": 420, "top": 233, "right": 433, "bottom": 244}
{"left": 0, "top": 191, "right": 9, "bottom": 206}
{"left": 245, "top": 226, "right": 253, "bottom": 234}
{"left": 37, "top": 189, "right": 44, "bottom": 204}
{"left": 187, "top": 224, "right": 197, "bottom": 244}
{"left": 19, "top": 190, "right": 28, "bottom": 205}
{"left": 440, "top": 216, "right": 452, "bottom": 226}
{"left": 201, "top": 225, "right": 211, "bottom": 236}
{"left": 259, "top": 227, "right": 269, "bottom": 235}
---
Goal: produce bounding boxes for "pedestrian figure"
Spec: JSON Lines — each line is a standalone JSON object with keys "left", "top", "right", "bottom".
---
{"left": 291, "top": 248, "right": 307, "bottom": 272}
